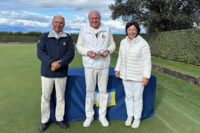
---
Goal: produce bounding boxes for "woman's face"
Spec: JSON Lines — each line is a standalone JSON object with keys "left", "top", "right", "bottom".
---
{"left": 127, "top": 25, "right": 138, "bottom": 40}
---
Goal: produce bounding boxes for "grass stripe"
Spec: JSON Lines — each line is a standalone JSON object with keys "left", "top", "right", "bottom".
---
{"left": 0, "top": 44, "right": 200, "bottom": 133}
{"left": 155, "top": 114, "right": 179, "bottom": 133}
{"left": 162, "top": 99, "right": 200, "bottom": 126}
{"left": 151, "top": 56, "right": 200, "bottom": 78}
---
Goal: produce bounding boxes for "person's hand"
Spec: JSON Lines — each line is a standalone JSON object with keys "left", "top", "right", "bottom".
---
{"left": 87, "top": 51, "right": 96, "bottom": 58}
{"left": 51, "top": 60, "right": 61, "bottom": 71}
{"left": 115, "top": 71, "right": 120, "bottom": 78}
{"left": 101, "top": 50, "right": 109, "bottom": 57}
{"left": 142, "top": 77, "right": 149, "bottom": 86}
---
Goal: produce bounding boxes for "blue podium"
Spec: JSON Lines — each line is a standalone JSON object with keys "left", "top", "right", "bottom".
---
{"left": 50, "top": 68, "right": 156, "bottom": 122}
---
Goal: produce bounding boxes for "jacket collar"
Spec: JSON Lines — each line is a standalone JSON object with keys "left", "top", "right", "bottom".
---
{"left": 126, "top": 35, "right": 141, "bottom": 44}
{"left": 48, "top": 30, "right": 68, "bottom": 39}
{"left": 85, "top": 24, "right": 106, "bottom": 34}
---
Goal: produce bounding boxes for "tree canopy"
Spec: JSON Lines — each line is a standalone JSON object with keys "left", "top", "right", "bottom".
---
{"left": 109, "top": 0, "right": 200, "bottom": 33}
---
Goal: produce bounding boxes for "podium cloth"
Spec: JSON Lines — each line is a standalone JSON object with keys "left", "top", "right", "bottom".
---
{"left": 50, "top": 68, "right": 156, "bottom": 122}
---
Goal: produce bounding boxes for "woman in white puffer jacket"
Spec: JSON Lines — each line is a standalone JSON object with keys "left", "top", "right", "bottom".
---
{"left": 115, "top": 21, "right": 151, "bottom": 128}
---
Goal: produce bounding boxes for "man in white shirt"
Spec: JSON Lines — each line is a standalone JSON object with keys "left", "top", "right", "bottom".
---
{"left": 76, "top": 10, "right": 115, "bottom": 127}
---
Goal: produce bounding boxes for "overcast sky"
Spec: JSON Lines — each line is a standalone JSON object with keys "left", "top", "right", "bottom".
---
{"left": 0, "top": 0, "right": 140, "bottom": 34}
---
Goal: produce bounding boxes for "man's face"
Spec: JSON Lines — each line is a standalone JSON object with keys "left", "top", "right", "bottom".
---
{"left": 52, "top": 16, "right": 65, "bottom": 34}
{"left": 89, "top": 11, "right": 101, "bottom": 29}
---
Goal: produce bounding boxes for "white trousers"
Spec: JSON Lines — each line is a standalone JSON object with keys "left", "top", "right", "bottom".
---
{"left": 41, "top": 76, "right": 67, "bottom": 123}
{"left": 84, "top": 68, "right": 109, "bottom": 119}
{"left": 122, "top": 80, "right": 144, "bottom": 119}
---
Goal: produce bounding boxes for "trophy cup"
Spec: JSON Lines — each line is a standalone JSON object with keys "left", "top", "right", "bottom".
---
{"left": 94, "top": 49, "right": 104, "bottom": 56}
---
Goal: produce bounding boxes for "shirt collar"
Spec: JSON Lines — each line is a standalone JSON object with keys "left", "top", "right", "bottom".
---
{"left": 48, "top": 30, "right": 67, "bottom": 39}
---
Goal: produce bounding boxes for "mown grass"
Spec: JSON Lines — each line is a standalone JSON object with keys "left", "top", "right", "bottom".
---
{"left": 152, "top": 56, "right": 200, "bottom": 77}
{"left": 0, "top": 44, "right": 199, "bottom": 133}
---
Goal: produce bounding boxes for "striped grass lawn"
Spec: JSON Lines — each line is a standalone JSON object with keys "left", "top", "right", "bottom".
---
{"left": 151, "top": 56, "right": 200, "bottom": 78}
{"left": 0, "top": 44, "right": 199, "bottom": 133}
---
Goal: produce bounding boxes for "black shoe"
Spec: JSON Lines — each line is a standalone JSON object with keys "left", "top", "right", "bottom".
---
{"left": 55, "top": 121, "right": 68, "bottom": 129}
{"left": 39, "top": 123, "right": 48, "bottom": 132}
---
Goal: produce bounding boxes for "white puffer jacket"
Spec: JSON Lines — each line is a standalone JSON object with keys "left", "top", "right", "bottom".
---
{"left": 115, "top": 35, "right": 152, "bottom": 81}
{"left": 76, "top": 24, "right": 116, "bottom": 69}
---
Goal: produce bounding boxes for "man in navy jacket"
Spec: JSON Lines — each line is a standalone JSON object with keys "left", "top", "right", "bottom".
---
{"left": 37, "top": 16, "right": 75, "bottom": 132}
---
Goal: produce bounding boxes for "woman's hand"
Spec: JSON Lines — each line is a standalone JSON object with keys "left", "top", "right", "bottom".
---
{"left": 142, "top": 77, "right": 149, "bottom": 86}
{"left": 115, "top": 71, "right": 120, "bottom": 78}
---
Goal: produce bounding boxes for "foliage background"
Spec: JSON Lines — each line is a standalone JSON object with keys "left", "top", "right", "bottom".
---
{"left": 0, "top": 29, "right": 200, "bottom": 65}
{"left": 142, "top": 29, "right": 200, "bottom": 65}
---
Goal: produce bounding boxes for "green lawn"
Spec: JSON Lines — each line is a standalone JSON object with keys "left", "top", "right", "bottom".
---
{"left": 152, "top": 56, "right": 200, "bottom": 78}
{"left": 0, "top": 44, "right": 200, "bottom": 133}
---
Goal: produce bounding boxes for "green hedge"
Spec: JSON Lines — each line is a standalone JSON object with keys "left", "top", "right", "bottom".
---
{"left": 0, "top": 29, "right": 199, "bottom": 65}
{"left": 70, "top": 34, "right": 78, "bottom": 44}
{"left": 0, "top": 36, "right": 40, "bottom": 42}
{"left": 142, "top": 29, "right": 200, "bottom": 66}
{"left": 0, "top": 31, "right": 42, "bottom": 36}
{"left": 0, "top": 34, "right": 78, "bottom": 43}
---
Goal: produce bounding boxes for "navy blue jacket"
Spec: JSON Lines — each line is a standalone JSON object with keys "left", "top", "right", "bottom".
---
{"left": 37, "top": 32, "right": 75, "bottom": 77}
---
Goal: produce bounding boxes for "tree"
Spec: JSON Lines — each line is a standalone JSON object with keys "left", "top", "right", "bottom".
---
{"left": 109, "top": 0, "right": 200, "bottom": 33}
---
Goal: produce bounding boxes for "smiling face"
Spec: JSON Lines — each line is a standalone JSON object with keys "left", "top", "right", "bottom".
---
{"left": 127, "top": 25, "right": 138, "bottom": 40}
{"left": 89, "top": 11, "right": 101, "bottom": 29}
{"left": 52, "top": 16, "right": 65, "bottom": 34}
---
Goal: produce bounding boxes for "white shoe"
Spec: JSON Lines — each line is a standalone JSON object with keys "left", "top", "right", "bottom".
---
{"left": 83, "top": 117, "right": 94, "bottom": 127}
{"left": 99, "top": 117, "right": 109, "bottom": 127}
{"left": 131, "top": 119, "right": 140, "bottom": 128}
{"left": 125, "top": 117, "right": 133, "bottom": 126}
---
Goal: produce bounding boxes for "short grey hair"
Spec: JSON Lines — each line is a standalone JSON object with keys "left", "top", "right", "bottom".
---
{"left": 88, "top": 10, "right": 101, "bottom": 19}
{"left": 52, "top": 15, "right": 65, "bottom": 24}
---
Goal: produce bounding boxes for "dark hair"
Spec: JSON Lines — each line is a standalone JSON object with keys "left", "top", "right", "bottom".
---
{"left": 125, "top": 21, "right": 140, "bottom": 35}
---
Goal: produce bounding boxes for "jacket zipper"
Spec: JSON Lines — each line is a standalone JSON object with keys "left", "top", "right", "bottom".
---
{"left": 125, "top": 42, "right": 127, "bottom": 80}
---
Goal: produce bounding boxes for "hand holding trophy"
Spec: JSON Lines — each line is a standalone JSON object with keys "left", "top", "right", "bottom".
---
{"left": 88, "top": 49, "right": 109, "bottom": 58}
{"left": 95, "top": 49, "right": 104, "bottom": 56}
